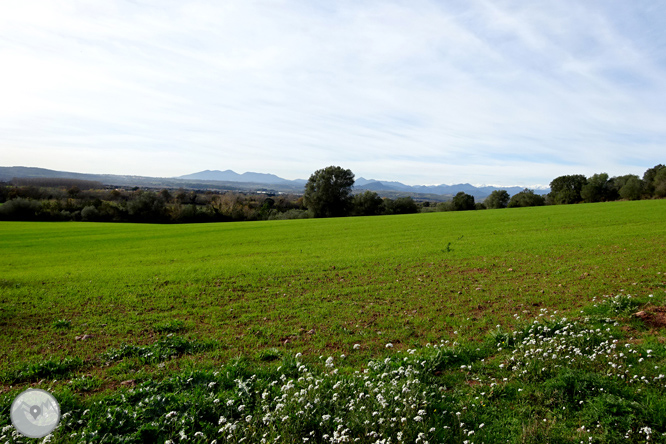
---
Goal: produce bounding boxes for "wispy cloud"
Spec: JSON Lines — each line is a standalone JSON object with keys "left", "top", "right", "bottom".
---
{"left": 1, "top": 0, "right": 665, "bottom": 186}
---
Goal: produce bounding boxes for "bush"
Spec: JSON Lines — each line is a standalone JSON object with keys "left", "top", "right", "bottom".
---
{"left": 383, "top": 197, "right": 418, "bottom": 215}
{"left": 508, "top": 189, "right": 545, "bottom": 208}
{"left": 81, "top": 205, "right": 100, "bottom": 221}
{"left": 127, "top": 191, "right": 167, "bottom": 223}
{"left": 436, "top": 201, "right": 453, "bottom": 212}
{"left": 351, "top": 191, "right": 384, "bottom": 216}
{"left": 0, "top": 197, "right": 42, "bottom": 220}
{"left": 268, "top": 209, "right": 311, "bottom": 220}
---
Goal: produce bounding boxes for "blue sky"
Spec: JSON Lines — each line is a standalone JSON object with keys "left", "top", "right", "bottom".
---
{"left": 1, "top": 1, "right": 665, "bottom": 187}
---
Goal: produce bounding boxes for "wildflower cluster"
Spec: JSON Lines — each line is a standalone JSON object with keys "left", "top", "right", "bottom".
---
{"left": 214, "top": 356, "right": 438, "bottom": 444}
{"left": 496, "top": 308, "right": 664, "bottom": 388}
{"left": 3, "top": 356, "right": 440, "bottom": 444}
{"left": 1, "top": 294, "right": 664, "bottom": 444}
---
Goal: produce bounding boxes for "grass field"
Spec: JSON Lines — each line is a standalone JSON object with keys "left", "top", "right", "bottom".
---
{"left": 1, "top": 200, "right": 666, "bottom": 442}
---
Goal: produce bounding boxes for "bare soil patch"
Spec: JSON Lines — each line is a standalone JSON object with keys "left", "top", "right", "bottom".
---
{"left": 633, "top": 306, "right": 666, "bottom": 329}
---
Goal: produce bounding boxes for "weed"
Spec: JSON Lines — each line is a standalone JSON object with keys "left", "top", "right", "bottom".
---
{"left": 103, "top": 336, "right": 216, "bottom": 364}
{"left": 1, "top": 357, "right": 84, "bottom": 384}
{"left": 256, "top": 347, "right": 281, "bottom": 362}
{"left": 69, "top": 375, "right": 102, "bottom": 392}
{"left": 51, "top": 319, "right": 72, "bottom": 329}
{"left": 153, "top": 319, "right": 186, "bottom": 334}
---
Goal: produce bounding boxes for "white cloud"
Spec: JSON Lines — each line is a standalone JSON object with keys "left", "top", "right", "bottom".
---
{"left": 1, "top": 0, "right": 665, "bottom": 186}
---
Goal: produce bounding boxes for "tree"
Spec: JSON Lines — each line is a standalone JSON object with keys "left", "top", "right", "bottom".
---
{"left": 303, "top": 166, "right": 355, "bottom": 218}
{"left": 159, "top": 189, "right": 172, "bottom": 203}
{"left": 607, "top": 175, "right": 634, "bottom": 199}
{"left": 653, "top": 167, "right": 666, "bottom": 198}
{"left": 643, "top": 164, "right": 666, "bottom": 196}
{"left": 351, "top": 191, "right": 384, "bottom": 216}
{"left": 0, "top": 197, "right": 41, "bottom": 220}
{"left": 258, "top": 197, "right": 276, "bottom": 220}
{"left": 127, "top": 191, "right": 167, "bottom": 222}
{"left": 81, "top": 205, "right": 100, "bottom": 221}
{"left": 451, "top": 192, "right": 475, "bottom": 211}
{"left": 484, "top": 190, "right": 510, "bottom": 209}
{"left": 580, "top": 173, "right": 610, "bottom": 203}
{"left": 67, "top": 186, "right": 81, "bottom": 197}
{"left": 548, "top": 174, "right": 586, "bottom": 204}
{"left": 384, "top": 197, "right": 418, "bottom": 215}
{"left": 508, "top": 189, "right": 545, "bottom": 208}
{"left": 619, "top": 175, "right": 643, "bottom": 201}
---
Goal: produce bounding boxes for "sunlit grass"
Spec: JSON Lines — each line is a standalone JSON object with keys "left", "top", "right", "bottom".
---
{"left": 1, "top": 200, "right": 665, "bottom": 441}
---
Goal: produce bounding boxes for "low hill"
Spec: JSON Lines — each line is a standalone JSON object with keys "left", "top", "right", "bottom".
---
{"left": 1, "top": 166, "right": 549, "bottom": 199}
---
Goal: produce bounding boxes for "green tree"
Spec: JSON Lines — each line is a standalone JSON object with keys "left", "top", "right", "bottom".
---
{"left": 654, "top": 167, "right": 666, "bottom": 198}
{"left": 127, "top": 191, "right": 167, "bottom": 222}
{"left": 67, "top": 186, "right": 81, "bottom": 197}
{"left": 508, "top": 189, "right": 545, "bottom": 208}
{"left": 81, "top": 205, "right": 101, "bottom": 221}
{"left": 608, "top": 175, "right": 634, "bottom": 199}
{"left": 303, "top": 166, "right": 355, "bottom": 218}
{"left": 258, "top": 197, "right": 276, "bottom": 220}
{"left": 0, "top": 198, "right": 41, "bottom": 220}
{"left": 580, "top": 173, "right": 610, "bottom": 203}
{"left": 451, "top": 192, "right": 475, "bottom": 211}
{"left": 484, "top": 190, "right": 510, "bottom": 209}
{"left": 619, "top": 176, "right": 643, "bottom": 200}
{"left": 351, "top": 191, "right": 384, "bottom": 216}
{"left": 642, "top": 164, "right": 666, "bottom": 196}
{"left": 159, "top": 189, "right": 172, "bottom": 203}
{"left": 383, "top": 197, "right": 418, "bottom": 215}
{"left": 548, "top": 174, "right": 586, "bottom": 204}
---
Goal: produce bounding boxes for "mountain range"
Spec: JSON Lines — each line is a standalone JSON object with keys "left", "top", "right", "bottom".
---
{"left": 178, "top": 169, "right": 307, "bottom": 186}
{"left": 179, "top": 170, "right": 549, "bottom": 199}
{"left": 1, "top": 166, "right": 549, "bottom": 200}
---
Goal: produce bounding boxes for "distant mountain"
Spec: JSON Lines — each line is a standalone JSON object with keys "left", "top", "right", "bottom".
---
{"left": 1, "top": 166, "right": 549, "bottom": 200}
{"left": 352, "top": 177, "right": 549, "bottom": 200}
{"left": 0, "top": 166, "right": 308, "bottom": 193}
{"left": 179, "top": 169, "right": 294, "bottom": 185}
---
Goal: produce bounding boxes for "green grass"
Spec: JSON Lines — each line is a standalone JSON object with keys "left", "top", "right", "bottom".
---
{"left": 1, "top": 200, "right": 666, "bottom": 442}
{"left": 1, "top": 200, "right": 664, "bottom": 371}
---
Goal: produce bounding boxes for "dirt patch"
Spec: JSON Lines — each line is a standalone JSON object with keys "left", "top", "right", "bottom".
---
{"left": 633, "top": 306, "right": 666, "bottom": 329}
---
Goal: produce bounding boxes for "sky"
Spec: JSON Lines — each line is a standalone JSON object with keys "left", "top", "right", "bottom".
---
{"left": 1, "top": 1, "right": 665, "bottom": 187}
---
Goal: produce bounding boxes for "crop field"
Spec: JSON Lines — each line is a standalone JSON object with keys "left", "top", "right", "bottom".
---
{"left": 1, "top": 199, "right": 666, "bottom": 443}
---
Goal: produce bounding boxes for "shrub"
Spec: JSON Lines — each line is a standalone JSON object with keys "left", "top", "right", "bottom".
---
{"left": 0, "top": 197, "right": 41, "bottom": 220}
{"left": 81, "top": 205, "right": 100, "bottom": 221}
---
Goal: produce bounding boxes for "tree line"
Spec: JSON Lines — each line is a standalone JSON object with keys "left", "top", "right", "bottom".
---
{"left": 300, "top": 164, "right": 666, "bottom": 217}
{"left": 0, "top": 174, "right": 424, "bottom": 223}
{"left": 0, "top": 164, "right": 663, "bottom": 222}
{"left": 482, "top": 163, "right": 665, "bottom": 210}
{"left": 429, "top": 164, "right": 665, "bottom": 211}
{"left": 0, "top": 184, "right": 307, "bottom": 223}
